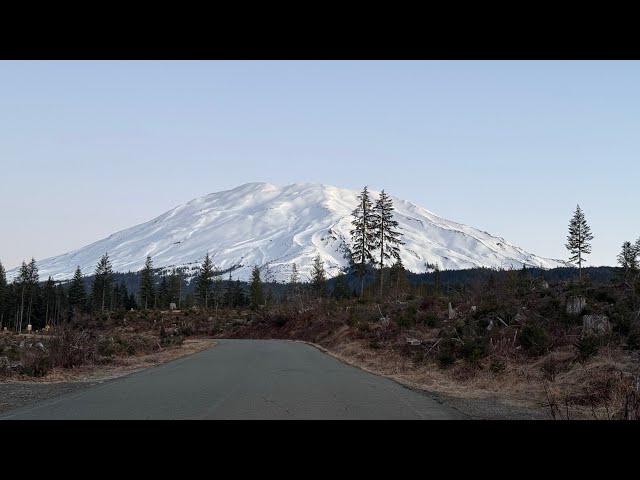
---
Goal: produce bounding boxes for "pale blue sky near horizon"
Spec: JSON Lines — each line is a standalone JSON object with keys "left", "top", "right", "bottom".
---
{"left": 0, "top": 60, "right": 638, "bottom": 271}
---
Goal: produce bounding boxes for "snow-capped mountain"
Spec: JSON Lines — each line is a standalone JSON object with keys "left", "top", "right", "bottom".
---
{"left": 7, "top": 182, "right": 566, "bottom": 282}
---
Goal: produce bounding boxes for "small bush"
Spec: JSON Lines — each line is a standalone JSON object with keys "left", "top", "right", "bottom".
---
{"left": 272, "top": 316, "right": 287, "bottom": 327}
{"left": 460, "top": 336, "right": 488, "bottom": 363}
{"left": 369, "top": 338, "right": 381, "bottom": 350}
{"left": 626, "top": 322, "right": 640, "bottom": 350}
{"left": 358, "top": 322, "right": 371, "bottom": 333}
{"left": 396, "top": 314, "right": 411, "bottom": 328}
{"left": 437, "top": 339, "right": 456, "bottom": 368}
{"left": 575, "top": 334, "right": 602, "bottom": 362}
{"left": 613, "top": 313, "right": 632, "bottom": 336}
{"left": 413, "top": 351, "right": 425, "bottom": 365}
{"left": 179, "top": 322, "right": 194, "bottom": 336}
{"left": 418, "top": 298, "right": 432, "bottom": 311}
{"left": 20, "top": 349, "right": 52, "bottom": 377}
{"left": 489, "top": 357, "right": 506, "bottom": 374}
{"left": 519, "top": 323, "right": 551, "bottom": 356}
{"left": 424, "top": 315, "right": 438, "bottom": 328}
{"left": 97, "top": 337, "right": 116, "bottom": 357}
{"left": 593, "top": 289, "right": 617, "bottom": 304}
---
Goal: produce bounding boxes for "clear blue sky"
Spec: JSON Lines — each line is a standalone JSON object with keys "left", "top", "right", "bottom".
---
{"left": 1, "top": 60, "right": 638, "bottom": 271}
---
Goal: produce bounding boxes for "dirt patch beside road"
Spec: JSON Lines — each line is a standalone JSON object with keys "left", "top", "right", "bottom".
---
{"left": 0, "top": 339, "right": 215, "bottom": 414}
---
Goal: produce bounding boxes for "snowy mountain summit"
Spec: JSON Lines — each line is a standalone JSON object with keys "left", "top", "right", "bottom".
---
{"left": 12, "top": 183, "right": 566, "bottom": 282}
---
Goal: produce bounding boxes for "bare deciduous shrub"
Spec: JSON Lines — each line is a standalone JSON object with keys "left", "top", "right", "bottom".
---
{"left": 20, "top": 348, "right": 52, "bottom": 377}
{"left": 48, "top": 327, "right": 95, "bottom": 368}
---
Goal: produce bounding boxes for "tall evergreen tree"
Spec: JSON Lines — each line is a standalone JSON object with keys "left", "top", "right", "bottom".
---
{"left": 168, "top": 269, "right": 181, "bottom": 306}
{"left": 196, "top": 252, "right": 214, "bottom": 308}
{"left": 373, "top": 190, "right": 404, "bottom": 295}
{"left": 16, "top": 259, "right": 39, "bottom": 332}
{"left": 68, "top": 266, "right": 87, "bottom": 314}
{"left": 233, "top": 279, "right": 246, "bottom": 307}
{"left": 139, "top": 255, "right": 155, "bottom": 309}
{"left": 433, "top": 265, "right": 442, "bottom": 294}
{"left": 223, "top": 272, "right": 234, "bottom": 307}
{"left": 331, "top": 274, "right": 351, "bottom": 300}
{"left": 112, "top": 282, "right": 128, "bottom": 310}
{"left": 618, "top": 241, "right": 639, "bottom": 279}
{"left": 565, "top": 204, "right": 594, "bottom": 278}
{"left": 0, "top": 260, "right": 6, "bottom": 329}
{"left": 311, "top": 254, "right": 327, "bottom": 297}
{"left": 288, "top": 263, "right": 301, "bottom": 302}
{"left": 158, "top": 276, "right": 169, "bottom": 309}
{"left": 290, "top": 263, "right": 299, "bottom": 284}
{"left": 27, "top": 258, "right": 39, "bottom": 328}
{"left": 92, "top": 253, "right": 113, "bottom": 311}
{"left": 212, "top": 265, "right": 222, "bottom": 309}
{"left": 16, "top": 261, "right": 29, "bottom": 331}
{"left": 389, "top": 257, "right": 407, "bottom": 289}
{"left": 249, "top": 266, "right": 264, "bottom": 310}
{"left": 350, "top": 186, "right": 377, "bottom": 297}
{"left": 43, "top": 276, "right": 56, "bottom": 326}
{"left": 54, "top": 283, "right": 67, "bottom": 326}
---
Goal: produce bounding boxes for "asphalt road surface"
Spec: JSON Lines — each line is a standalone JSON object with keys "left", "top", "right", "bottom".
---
{"left": 0, "top": 339, "right": 465, "bottom": 420}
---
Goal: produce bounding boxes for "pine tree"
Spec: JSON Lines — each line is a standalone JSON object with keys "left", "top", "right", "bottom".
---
{"left": 434, "top": 265, "right": 442, "bottom": 294}
{"left": 158, "top": 276, "right": 169, "bottom": 309}
{"left": 389, "top": 257, "right": 407, "bottom": 289}
{"left": 222, "top": 275, "right": 246, "bottom": 309}
{"left": 92, "top": 253, "right": 113, "bottom": 311}
{"left": 54, "top": 283, "right": 67, "bottom": 326}
{"left": 16, "top": 261, "right": 29, "bottom": 331}
{"left": 618, "top": 241, "right": 639, "bottom": 279}
{"left": 113, "top": 282, "right": 128, "bottom": 310}
{"left": 565, "top": 205, "right": 594, "bottom": 278}
{"left": 139, "top": 255, "right": 155, "bottom": 309}
{"left": 250, "top": 266, "right": 264, "bottom": 310}
{"left": 211, "top": 265, "right": 222, "bottom": 310}
{"left": 196, "top": 252, "right": 214, "bottom": 309}
{"left": 373, "top": 190, "right": 403, "bottom": 295}
{"left": 15, "top": 259, "right": 39, "bottom": 332}
{"left": 311, "top": 254, "right": 327, "bottom": 297}
{"left": 288, "top": 263, "right": 301, "bottom": 303}
{"left": 17, "top": 258, "right": 39, "bottom": 332}
{"left": 233, "top": 279, "right": 246, "bottom": 307}
{"left": 43, "top": 276, "right": 56, "bottom": 326}
{"left": 350, "top": 186, "right": 377, "bottom": 297}
{"left": 68, "top": 266, "right": 87, "bottom": 314}
{"left": 223, "top": 272, "right": 234, "bottom": 307}
{"left": 332, "top": 274, "right": 351, "bottom": 300}
{"left": 290, "top": 263, "right": 299, "bottom": 284}
{"left": 0, "top": 260, "right": 6, "bottom": 329}
{"left": 169, "top": 269, "right": 181, "bottom": 306}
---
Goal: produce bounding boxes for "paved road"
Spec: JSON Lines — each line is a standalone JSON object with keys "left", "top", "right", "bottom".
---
{"left": 0, "top": 339, "right": 464, "bottom": 420}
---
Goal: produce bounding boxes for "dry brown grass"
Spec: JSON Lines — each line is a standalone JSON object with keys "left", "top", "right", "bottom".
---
{"left": 3, "top": 339, "right": 215, "bottom": 384}
{"left": 305, "top": 337, "right": 640, "bottom": 419}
